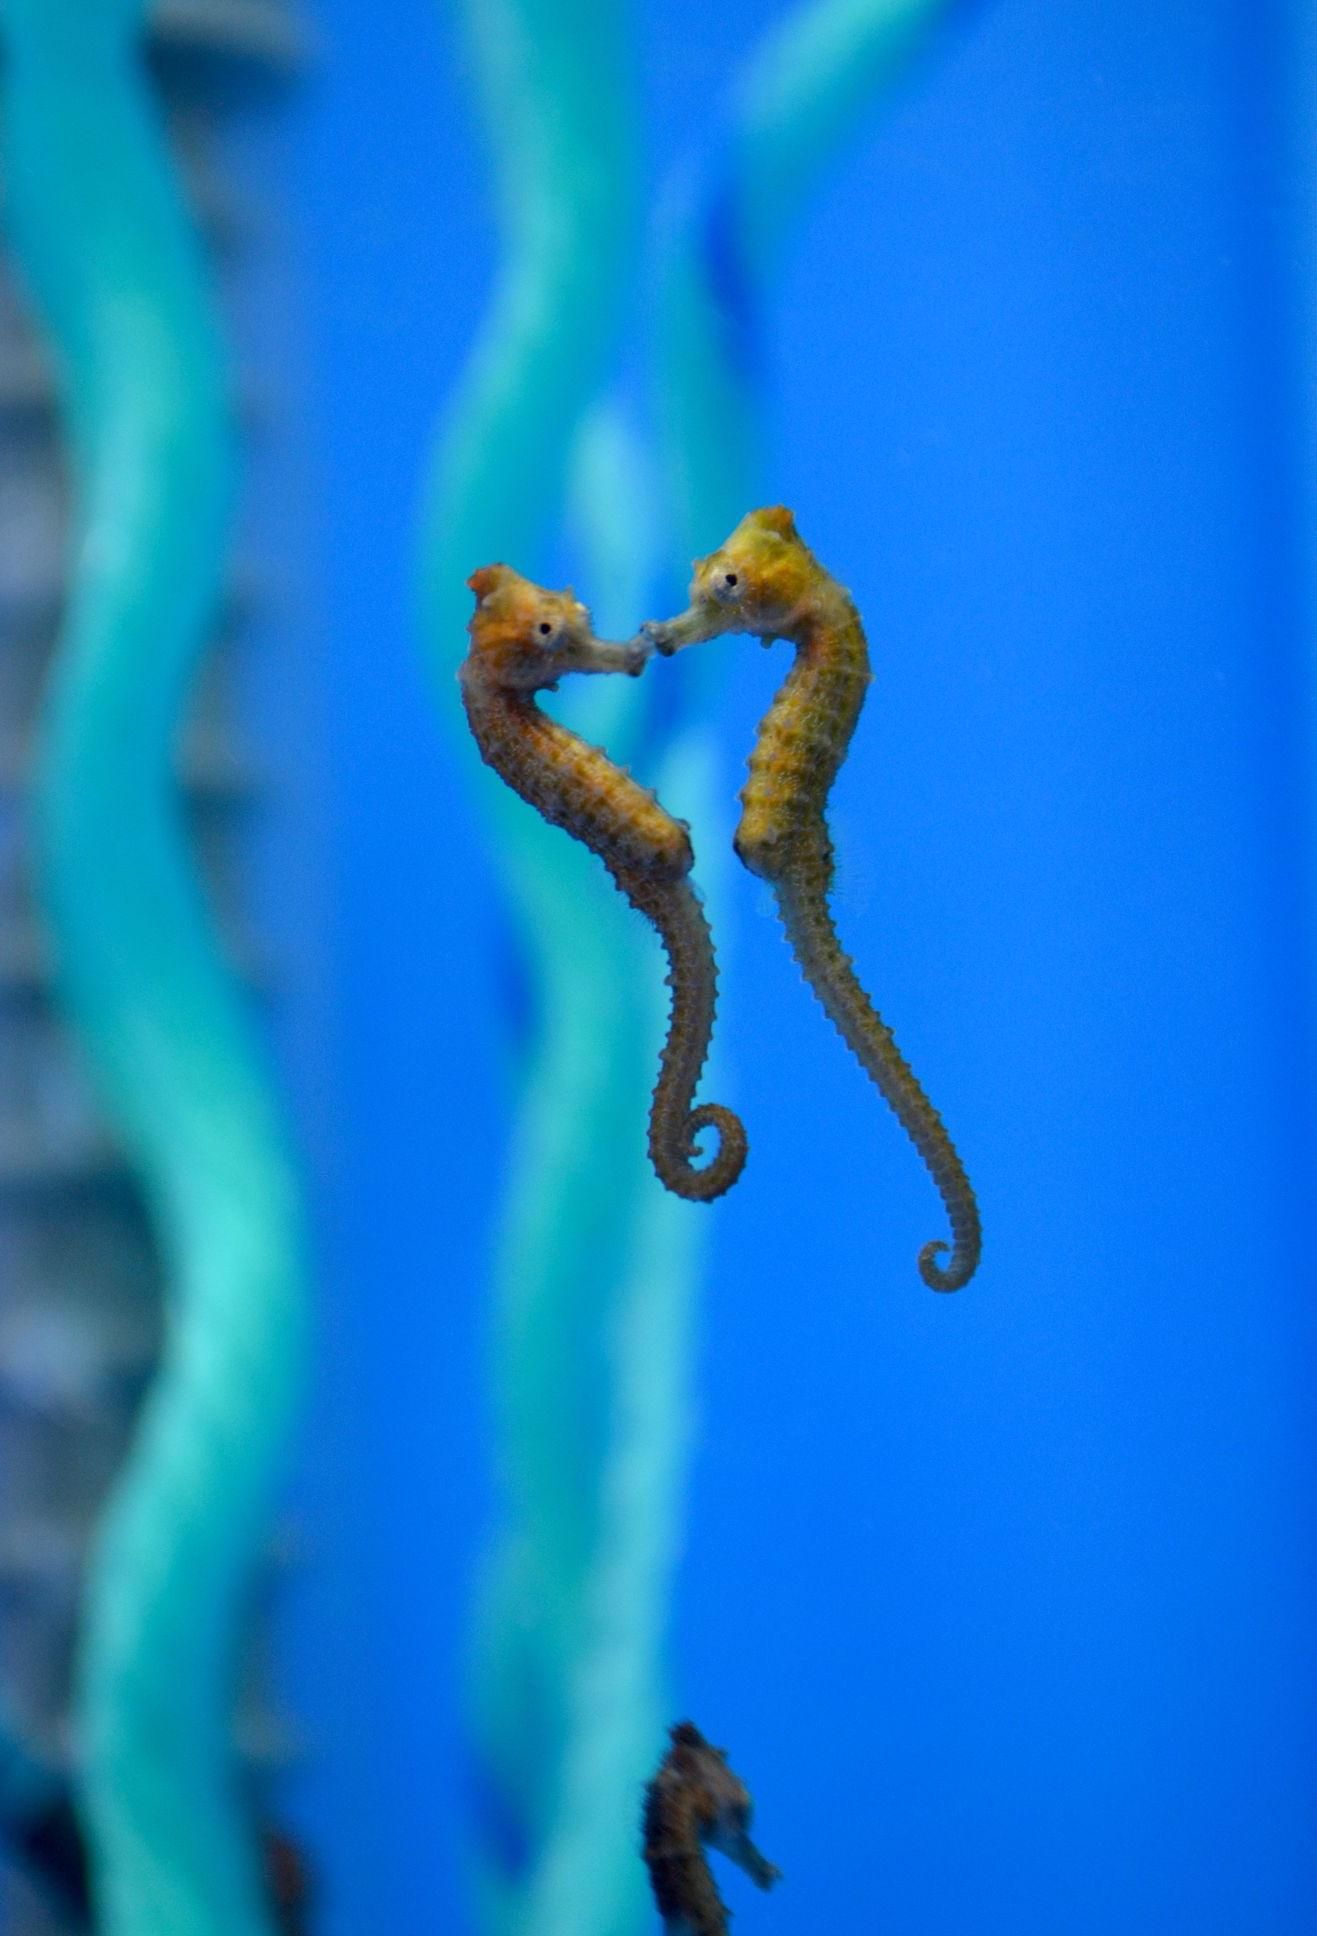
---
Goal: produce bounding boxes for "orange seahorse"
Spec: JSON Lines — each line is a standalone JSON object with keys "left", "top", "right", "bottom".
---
{"left": 461, "top": 565, "right": 748, "bottom": 1202}
{"left": 642, "top": 1721, "right": 781, "bottom": 1936}
{"left": 641, "top": 507, "right": 980, "bottom": 1288}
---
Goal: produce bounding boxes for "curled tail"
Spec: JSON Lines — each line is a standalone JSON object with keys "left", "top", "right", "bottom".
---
{"left": 612, "top": 866, "right": 748, "bottom": 1202}
{"left": 770, "top": 834, "right": 980, "bottom": 1290}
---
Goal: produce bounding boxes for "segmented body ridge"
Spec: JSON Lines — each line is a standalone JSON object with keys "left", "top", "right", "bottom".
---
{"left": 775, "top": 823, "right": 981, "bottom": 1291}
{"left": 609, "top": 865, "right": 746, "bottom": 1202}
{"left": 464, "top": 685, "right": 690, "bottom": 878}
{"left": 462, "top": 682, "right": 745, "bottom": 1201}
{"left": 736, "top": 588, "right": 980, "bottom": 1291}
{"left": 736, "top": 592, "right": 869, "bottom": 860}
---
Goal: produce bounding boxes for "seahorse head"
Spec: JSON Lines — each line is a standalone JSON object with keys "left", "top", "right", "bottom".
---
{"left": 646, "top": 1722, "right": 781, "bottom": 1913}
{"left": 463, "top": 564, "right": 645, "bottom": 691}
{"left": 654, "top": 1724, "right": 745, "bottom": 1840}
{"left": 642, "top": 507, "right": 826, "bottom": 655}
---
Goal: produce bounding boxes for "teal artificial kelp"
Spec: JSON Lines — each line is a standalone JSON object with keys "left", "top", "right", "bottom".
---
{"left": 419, "top": 7, "right": 687, "bottom": 1933}
{"left": 660, "top": 0, "right": 963, "bottom": 571}
{"left": 0, "top": 6, "right": 306, "bottom": 1933}
{"left": 432, "top": 4, "right": 966, "bottom": 1936}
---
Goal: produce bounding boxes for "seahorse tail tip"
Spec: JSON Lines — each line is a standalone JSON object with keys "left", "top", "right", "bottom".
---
{"left": 689, "top": 1102, "right": 749, "bottom": 1197}
{"left": 654, "top": 1102, "right": 748, "bottom": 1203}
{"left": 917, "top": 1236, "right": 979, "bottom": 1294}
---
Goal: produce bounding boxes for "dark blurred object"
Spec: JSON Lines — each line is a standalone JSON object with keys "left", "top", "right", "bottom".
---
{"left": 6, "top": 1795, "right": 89, "bottom": 1924}
{"left": 642, "top": 1722, "right": 780, "bottom": 1936}
{"left": 3, "top": 1774, "right": 311, "bottom": 1936}
{"left": 152, "top": 0, "right": 304, "bottom": 71}
{"left": 261, "top": 1829, "right": 313, "bottom": 1936}
{"left": 2, "top": 1698, "right": 310, "bottom": 1933}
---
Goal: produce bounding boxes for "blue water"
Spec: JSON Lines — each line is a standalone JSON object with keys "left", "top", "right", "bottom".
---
{"left": 280, "top": 2, "right": 1317, "bottom": 1930}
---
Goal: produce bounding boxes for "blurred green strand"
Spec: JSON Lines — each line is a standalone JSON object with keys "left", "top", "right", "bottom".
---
{"left": 423, "top": 3, "right": 966, "bottom": 1933}
{"left": 0, "top": 5, "right": 306, "bottom": 1932}
{"left": 419, "top": 0, "right": 641, "bottom": 679}
{"left": 735, "top": 0, "right": 959, "bottom": 263}
{"left": 420, "top": 8, "right": 683, "bottom": 1936}
{"left": 660, "top": 0, "right": 962, "bottom": 577}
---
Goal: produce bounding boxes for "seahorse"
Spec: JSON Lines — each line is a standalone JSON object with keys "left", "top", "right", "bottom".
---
{"left": 642, "top": 1721, "right": 781, "bottom": 1936}
{"left": 461, "top": 564, "right": 748, "bottom": 1202}
{"left": 641, "top": 507, "right": 980, "bottom": 1289}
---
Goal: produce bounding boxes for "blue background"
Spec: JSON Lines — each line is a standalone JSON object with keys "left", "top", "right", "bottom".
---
{"left": 276, "top": 2, "right": 1317, "bottom": 1930}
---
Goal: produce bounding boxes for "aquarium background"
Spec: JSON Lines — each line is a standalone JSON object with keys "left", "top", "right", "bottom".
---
{"left": 4, "top": 0, "right": 1317, "bottom": 1933}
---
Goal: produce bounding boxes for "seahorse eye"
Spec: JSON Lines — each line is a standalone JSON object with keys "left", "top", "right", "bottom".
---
{"left": 537, "top": 620, "right": 555, "bottom": 640}
{"left": 724, "top": 572, "right": 739, "bottom": 588}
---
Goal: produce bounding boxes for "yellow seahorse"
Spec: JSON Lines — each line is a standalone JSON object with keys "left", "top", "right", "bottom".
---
{"left": 641, "top": 508, "right": 979, "bottom": 1287}
{"left": 461, "top": 565, "right": 748, "bottom": 1202}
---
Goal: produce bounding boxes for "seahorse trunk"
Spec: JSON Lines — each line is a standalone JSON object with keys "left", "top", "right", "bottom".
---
{"left": 646, "top": 1849, "right": 728, "bottom": 1936}
{"left": 611, "top": 866, "right": 747, "bottom": 1202}
{"left": 769, "top": 830, "right": 980, "bottom": 1290}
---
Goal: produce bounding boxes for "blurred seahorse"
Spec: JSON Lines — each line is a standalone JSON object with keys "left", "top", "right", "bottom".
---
{"left": 643, "top": 506, "right": 980, "bottom": 1291}
{"left": 641, "top": 1722, "right": 780, "bottom": 1936}
{"left": 462, "top": 566, "right": 748, "bottom": 1202}
{"left": 658, "top": 0, "right": 970, "bottom": 591}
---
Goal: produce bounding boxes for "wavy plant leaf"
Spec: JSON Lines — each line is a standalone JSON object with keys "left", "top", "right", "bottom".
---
{"left": 1, "top": 6, "right": 307, "bottom": 1932}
